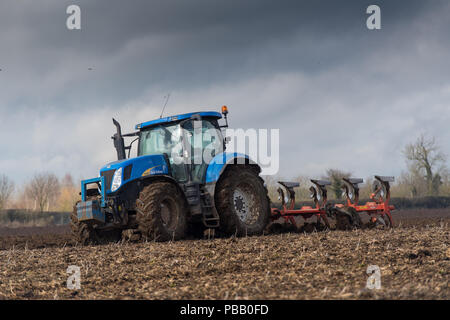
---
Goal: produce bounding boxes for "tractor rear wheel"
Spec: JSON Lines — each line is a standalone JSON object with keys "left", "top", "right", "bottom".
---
{"left": 215, "top": 166, "right": 271, "bottom": 236}
{"left": 136, "top": 182, "right": 188, "bottom": 242}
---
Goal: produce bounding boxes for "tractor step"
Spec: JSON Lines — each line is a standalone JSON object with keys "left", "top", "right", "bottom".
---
{"left": 200, "top": 190, "right": 220, "bottom": 228}
{"left": 184, "top": 183, "right": 220, "bottom": 228}
{"left": 184, "top": 182, "right": 201, "bottom": 206}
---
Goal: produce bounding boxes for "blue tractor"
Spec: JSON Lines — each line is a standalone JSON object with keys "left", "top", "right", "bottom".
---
{"left": 72, "top": 107, "right": 271, "bottom": 244}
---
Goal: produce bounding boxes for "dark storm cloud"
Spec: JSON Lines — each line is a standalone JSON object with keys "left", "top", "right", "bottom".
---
{"left": 0, "top": 0, "right": 449, "bottom": 183}
{"left": 0, "top": 0, "right": 436, "bottom": 109}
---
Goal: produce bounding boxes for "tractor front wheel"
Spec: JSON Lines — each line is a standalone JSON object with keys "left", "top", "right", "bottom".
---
{"left": 71, "top": 201, "right": 100, "bottom": 245}
{"left": 71, "top": 201, "right": 121, "bottom": 245}
{"left": 136, "top": 182, "right": 188, "bottom": 242}
{"left": 215, "top": 166, "right": 271, "bottom": 236}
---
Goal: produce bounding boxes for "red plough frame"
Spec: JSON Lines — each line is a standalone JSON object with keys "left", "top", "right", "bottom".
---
{"left": 270, "top": 175, "right": 396, "bottom": 229}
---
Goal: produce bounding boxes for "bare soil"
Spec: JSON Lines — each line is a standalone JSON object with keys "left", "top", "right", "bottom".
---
{"left": 0, "top": 225, "right": 72, "bottom": 250}
{"left": 0, "top": 209, "right": 448, "bottom": 299}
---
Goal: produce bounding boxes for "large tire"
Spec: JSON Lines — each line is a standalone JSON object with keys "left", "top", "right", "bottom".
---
{"left": 71, "top": 201, "right": 100, "bottom": 245}
{"left": 136, "top": 182, "right": 188, "bottom": 242}
{"left": 214, "top": 165, "right": 271, "bottom": 236}
{"left": 71, "top": 200, "right": 121, "bottom": 245}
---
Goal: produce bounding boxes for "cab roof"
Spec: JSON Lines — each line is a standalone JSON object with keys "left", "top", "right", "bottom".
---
{"left": 135, "top": 111, "right": 222, "bottom": 130}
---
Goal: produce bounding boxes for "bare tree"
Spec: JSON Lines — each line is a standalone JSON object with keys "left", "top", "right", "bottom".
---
{"left": 57, "top": 173, "right": 80, "bottom": 212}
{"left": 61, "top": 173, "right": 75, "bottom": 189}
{"left": 392, "top": 168, "right": 428, "bottom": 198}
{"left": 359, "top": 176, "right": 374, "bottom": 199}
{"left": 293, "top": 175, "right": 314, "bottom": 201}
{"left": 0, "top": 174, "right": 14, "bottom": 210}
{"left": 403, "top": 134, "right": 446, "bottom": 196}
{"left": 25, "top": 173, "right": 60, "bottom": 212}
{"left": 324, "top": 169, "right": 351, "bottom": 199}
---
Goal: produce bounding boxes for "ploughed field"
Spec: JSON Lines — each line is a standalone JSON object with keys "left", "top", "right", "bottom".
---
{"left": 0, "top": 209, "right": 448, "bottom": 299}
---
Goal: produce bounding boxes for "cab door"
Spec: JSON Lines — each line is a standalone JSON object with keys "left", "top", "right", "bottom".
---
{"left": 181, "top": 118, "right": 223, "bottom": 183}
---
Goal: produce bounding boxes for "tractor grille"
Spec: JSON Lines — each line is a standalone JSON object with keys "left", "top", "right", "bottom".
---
{"left": 101, "top": 169, "right": 116, "bottom": 191}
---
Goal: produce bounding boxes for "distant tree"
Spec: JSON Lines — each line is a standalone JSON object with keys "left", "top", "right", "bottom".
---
{"left": 57, "top": 173, "right": 80, "bottom": 212}
{"left": 263, "top": 174, "right": 313, "bottom": 203}
{"left": 324, "top": 169, "right": 351, "bottom": 199}
{"left": 391, "top": 168, "right": 427, "bottom": 198}
{"left": 262, "top": 174, "right": 282, "bottom": 203}
{"left": 25, "top": 173, "right": 60, "bottom": 212}
{"left": 61, "top": 173, "right": 75, "bottom": 188}
{"left": 293, "top": 175, "right": 314, "bottom": 201}
{"left": 438, "top": 170, "right": 450, "bottom": 196}
{"left": 0, "top": 174, "right": 14, "bottom": 210}
{"left": 403, "top": 134, "right": 446, "bottom": 196}
{"left": 359, "top": 176, "right": 374, "bottom": 199}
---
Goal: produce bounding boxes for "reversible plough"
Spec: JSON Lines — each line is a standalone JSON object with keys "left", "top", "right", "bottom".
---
{"left": 270, "top": 175, "right": 396, "bottom": 231}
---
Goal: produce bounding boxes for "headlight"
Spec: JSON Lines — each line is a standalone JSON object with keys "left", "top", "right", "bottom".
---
{"left": 111, "top": 167, "right": 122, "bottom": 192}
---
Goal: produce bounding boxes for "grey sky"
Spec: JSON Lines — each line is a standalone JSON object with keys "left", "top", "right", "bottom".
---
{"left": 0, "top": 0, "right": 449, "bottom": 184}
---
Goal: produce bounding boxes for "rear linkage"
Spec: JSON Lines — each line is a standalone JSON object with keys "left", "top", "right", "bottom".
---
{"left": 270, "top": 175, "right": 396, "bottom": 231}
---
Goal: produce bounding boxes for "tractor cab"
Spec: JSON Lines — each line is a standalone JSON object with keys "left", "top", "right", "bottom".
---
{"left": 101, "top": 110, "right": 230, "bottom": 197}
{"left": 136, "top": 111, "right": 225, "bottom": 183}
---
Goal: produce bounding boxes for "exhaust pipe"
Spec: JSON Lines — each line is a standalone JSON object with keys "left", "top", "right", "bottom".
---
{"left": 112, "top": 118, "right": 126, "bottom": 160}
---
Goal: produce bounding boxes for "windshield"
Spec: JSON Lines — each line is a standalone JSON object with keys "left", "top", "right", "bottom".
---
{"left": 138, "top": 123, "right": 181, "bottom": 157}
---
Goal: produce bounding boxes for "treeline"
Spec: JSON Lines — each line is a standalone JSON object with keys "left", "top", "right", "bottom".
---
{"left": 0, "top": 210, "right": 71, "bottom": 226}
{"left": 0, "top": 173, "right": 80, "bottom": 213}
